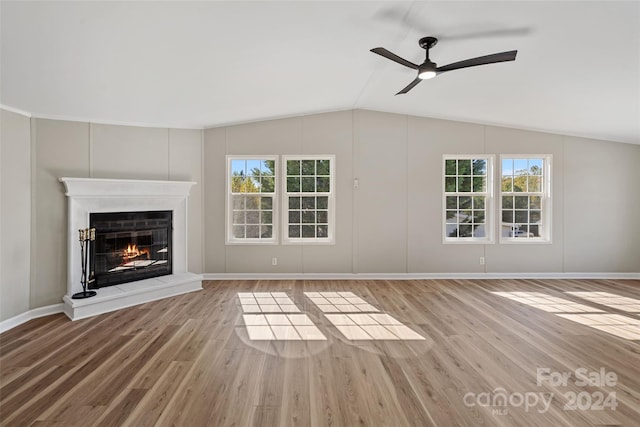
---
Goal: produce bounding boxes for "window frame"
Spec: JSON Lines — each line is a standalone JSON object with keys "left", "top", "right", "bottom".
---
{"left": 499, "top": 154, "right": 552, "bottom": 244}
{"left": 225, "top": 155, "right": 278, "bottom": 245}
{"left": 282, "top": 155, "right": 336, "bottom": 245}
{"left": 442, "top": 155, "right": 495, "bottom": 244}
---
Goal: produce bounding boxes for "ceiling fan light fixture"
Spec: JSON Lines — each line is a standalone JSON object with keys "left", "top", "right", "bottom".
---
{"left": 418, "top": 62, "right": 437, "bottom": 79}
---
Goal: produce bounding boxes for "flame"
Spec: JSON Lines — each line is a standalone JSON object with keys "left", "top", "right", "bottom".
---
{"left": 122, "top": 244, "right": 149, "bottom": 260}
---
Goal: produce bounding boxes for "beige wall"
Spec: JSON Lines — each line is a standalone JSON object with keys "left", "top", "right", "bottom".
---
{"left": 203, "top": 109, "right": 640, "bottom": 275}
{"left": 1, "top": 110, "right": 32, "bottom": 321}
{"left": 1, "top": 107, "right": 639, "bottom": 322}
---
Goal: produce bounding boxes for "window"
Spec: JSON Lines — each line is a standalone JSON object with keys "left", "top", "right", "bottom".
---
{"left": 500, "top": 156, "right": 551, "bottom": 242}
{"left": 226, "top": 156, "right": 277, "bottom": 244}
{"left": 283, "top": 155, "right": 335, "bottom": 243}
{"left": 443, "top": 156, "right": 493, "bottom": 243}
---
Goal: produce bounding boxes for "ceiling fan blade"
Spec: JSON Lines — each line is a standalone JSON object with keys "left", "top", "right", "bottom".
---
{"left": 371, "top": 47, "right": 419, "bottom": 70}
{"left": 396, "top": 77, "right": 422, "bottom": 95}
{"left": 437, "top": 50, "right": 517, "bottom": 73}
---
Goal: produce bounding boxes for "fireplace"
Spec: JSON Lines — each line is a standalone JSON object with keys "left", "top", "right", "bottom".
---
{"left": 90, "top": 211, "right": 172, "bottom": 288}
{"left": 60, "top": 177, "right": 202, "bottom": 320}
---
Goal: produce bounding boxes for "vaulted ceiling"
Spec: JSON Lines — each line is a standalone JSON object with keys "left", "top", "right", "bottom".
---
{"left": 2, "top": 1, "right": 639, "bottom": 144}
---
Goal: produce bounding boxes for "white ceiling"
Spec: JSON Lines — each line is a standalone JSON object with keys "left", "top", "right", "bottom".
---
{"left": 1, "top": 1, "right": 639, "bottom": 144}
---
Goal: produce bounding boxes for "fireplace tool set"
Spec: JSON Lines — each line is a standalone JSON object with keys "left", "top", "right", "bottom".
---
{"left": 72, "top": 228, "right": 97, "bottom": 299}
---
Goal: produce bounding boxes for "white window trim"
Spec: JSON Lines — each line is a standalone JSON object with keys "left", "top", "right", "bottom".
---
{"left": 281, "top": 155, "right": 336, "bottom": 245}
{"left": 225, "top": 155, "right": 278, "bottom": 245}
{"left": 442, "top": 155, "right": 495, "bottom": 244}
{"left": 498, "top": 154, "right": 552, "bottom": 244}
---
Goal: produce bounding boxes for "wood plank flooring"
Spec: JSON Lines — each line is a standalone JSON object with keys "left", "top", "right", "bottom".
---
{"left": 1, "top": 279, "right": 639, "bottom": 426}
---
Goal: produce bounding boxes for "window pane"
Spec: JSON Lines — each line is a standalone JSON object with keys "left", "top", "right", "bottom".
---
{"left": 514, "top": 159, "right": 528, "bottom": 174}
{"left": 502, "top": 210, "right": 513, "bottom": 223}
{"left": 301, "top": 160, "right": 315, "bottom": 175}
{"left": 246, "top": 160, "right": 261, "bottom": 177}
{"left": 316, "top": 159, "right": 330, "bottom": 175}
{"left": 232, "top": 211, "right": 245, "bottom": 224}
{"left": 261, "top": 226, "right": 273, "bottom": 238}
{"left": 472, "top": 159, "right": 487, "bottom": 175}
{"left": 502, "top": 176, "right": 513, "bottom": 192}
{"left": 289, "top": 211, "right": 300, "bottom": 224}
{"left": 474, "top": 226, "right": 486, "bottom": 238}
{"left": 262, "top": 160, "right": 275, "bottom": 176}
{"left": 472, "top": 176, "right": 485, "bottom": 192}
{"left": 289, "top": 196, "right": 300, "bottom": 209}
{"left": 287, "top": 177, "right": 300, "bottom": 192}
{"left": 459, "top": 224, "right": 473, "bottom": 237}
{"left": 289, "top": 225, "right": 300, "bottom": 238}
{"left": 446, "top": 196, "right": 457, "bottom": 209}
{"left": 316, "top": 177, "right": 330, "bottom": 192}
{"left": 502, "top": 196, "right": 513, "bottom": 209}
{"left": 261, "top": 211, "right": 272, "bottom": 224}
{"left": 317, "top": 225, "right": 328, "bottom": 238}
{"left": 287, "top": 160, "right": 300, "bottom": 175}
{"left": 515, "top": 210, "right": 529, "bottom": 223}
{"left": 474, "top": 211, "right": 485, "bottom": 224}
{"left": 459, "top": 196, "right": 472, "bottom": 209}
{"left": 473, "top": 197, "right": 485, "bottom": 209}
{"left": 529, "top": 159, "right": 543, "bottom": 175}
{"left": 458, "top": 160, "right": 471, "bottom": 175}
{"left": 317, "top": 196, "right": 328, "bottom": 209}
{"left": 512, "top": 176, "right": 526, "bottom": 192}
{"left": 445, "top": 177, "right": 457, "bottom": 192}
{"left": 246, "top": 211, "right": 259, "bottom": 224}
{"left": 261, "top": 197, "right": 273, "bottom": 210}
{"left": 301, "top": 177, "right": 315, "bottom": 192}
{"left": 302, "top": 197, "right": 315, "bottom": 209}
{"left": 260, "top": 177, "right": 275, "bottom": 192}
{"left": 445, "top": 159, "right": 456, "bottom": 175}
{"left": 317, "top": 210, "right": 328, "bottom": 223}
{"left": 246, "top": 195, "right": 260, "bottom": 210}
{"left": 530, "top": 210, "right": 541, "bottom": 223}
{"left": 446, "top": 211, "right": 457, "bottom": 223}
{"left": 232, "top": 225, "right": 245, "bottom": 238}
{"left": 502, "top": 159, "right": 513, "bottom": 176}
{"left": 530, "top": 196, "right": 541, "bottom": 209}
{"left": 232, "top": 195, "right": 245, "bottom": 210}
{"left": 246, "top": 225, "right": 260, "bottom": 238}
{"left": 302, "top": 211, "right": 315, "bottom": 223}
{"left": 514, "top": 196, "right": 528, "bottom": 209}
{"left": 528, "top": 175, "right": 541, "bottom": 192}
{"left": 302, "top": 225, "right": 315, "bottom": 237}
{"left": 458, "top": 177, "right": 471, "bottom": 192}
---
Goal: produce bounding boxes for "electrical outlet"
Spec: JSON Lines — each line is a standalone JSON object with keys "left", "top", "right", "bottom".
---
{"left": 479, "top": 257, "right": 485, "bottom": 265}
{"left": 272, "top": 257, "right": 278, "bottom": 266}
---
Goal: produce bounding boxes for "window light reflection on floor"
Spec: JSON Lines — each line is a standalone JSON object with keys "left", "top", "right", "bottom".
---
{"left": 237, "top": 292, "right": 301, "bottom": 313}
{"left": 325, "top": 313, "right": 425, "bottom": 340}
{"left": 565, "top": 291, "right": 640, "bottom": 313}
{"left": 243, "top": 313, "right": 327, "bottom": 341}
{"left": 492, "top": 291, "right": 640, "bottom": 340}
{"left": 304, "top": 291, "right": 379, "bottom": 313}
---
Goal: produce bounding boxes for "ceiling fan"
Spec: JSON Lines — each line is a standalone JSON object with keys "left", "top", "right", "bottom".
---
{"left": 371, "top": 36, "right": 517, "bottom": 95}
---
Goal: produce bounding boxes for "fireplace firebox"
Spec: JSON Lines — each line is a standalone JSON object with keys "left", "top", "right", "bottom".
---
{"left": 90, "top": 210, "right": 172, "bottom": 288}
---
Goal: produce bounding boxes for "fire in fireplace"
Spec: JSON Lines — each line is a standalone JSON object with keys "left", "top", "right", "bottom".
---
{"left": 89, "top": 210, "right": 172, "bottom": 288}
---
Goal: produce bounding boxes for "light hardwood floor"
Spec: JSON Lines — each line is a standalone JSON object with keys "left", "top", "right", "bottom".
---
{"left": 1, "top": 279, "right": 639, "bottom": 426}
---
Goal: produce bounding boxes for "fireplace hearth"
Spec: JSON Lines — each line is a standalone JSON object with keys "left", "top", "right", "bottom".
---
{"left": 90, "top": 211, "right": 172, "bottom": 288}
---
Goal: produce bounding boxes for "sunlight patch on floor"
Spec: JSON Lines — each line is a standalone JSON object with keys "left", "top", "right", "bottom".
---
{"left": 304, "top": 291, "right": 379, "bottom": 313}
{"left": 325, "top": 313, "right": 425, "bottom": 340}
{"left": 243, "top": 313, "right": 327, "bottom": 341}
{"left": 565, "top": 291, "right": 640, "bottom": 313}
{"left": 492, "top": 291, "right": 639, "bottom": 340}
{"left": 492, "top": 291, "right": 603, "bottom": 313}
{"left": 237, "top": 292, "right": 301, "bottom": 313}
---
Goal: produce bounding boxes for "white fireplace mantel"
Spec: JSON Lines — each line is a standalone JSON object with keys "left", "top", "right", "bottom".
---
{"left": 59, "top": 177, "right": 203, "bottom": 320}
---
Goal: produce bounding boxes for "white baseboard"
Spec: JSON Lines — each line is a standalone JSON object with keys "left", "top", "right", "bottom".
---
{"left": 202, "top": 272, "right": 640, "bottom": 281}
{"left": 0, "top": 303, "right": 64, "bottom": 333}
